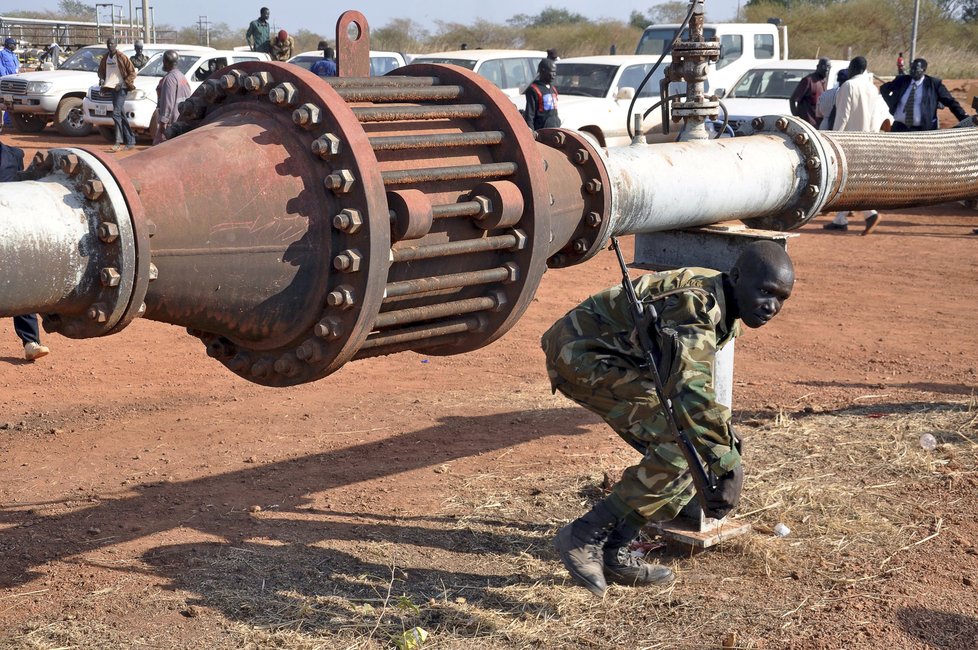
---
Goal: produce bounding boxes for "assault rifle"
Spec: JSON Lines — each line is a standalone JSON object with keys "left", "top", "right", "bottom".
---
{"left": 609, "top": 237, "right": 718, "bottom": 511}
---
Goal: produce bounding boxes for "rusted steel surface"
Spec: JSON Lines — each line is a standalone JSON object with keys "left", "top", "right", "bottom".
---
{"left": 390, "top": 233, "right": 521, "bottom": 263}
{"left": 358, "top": 315, "right": 483, "bottom": 350}
{"left": 326, "top": 76, "right": 438, "bottom": 88}
{"left": 336, "top": 10, "right": 370, "bottom": 78}
{"left": 385, "top": 266, "right": 514, "bottom": 298}
{"left": 431, "top": 201, "right": 483, "bottom": 219}
{"left": 351, "top": 104, "right": 487, "bottom": 122}
{"left": 334, "top": 85, "right": 463, "bottom": 102}
{"left": 381, "top": 162, "right": 517, "bottom": 186}
{"left": 374, "top": 295, "right": 500, "bottom": 328}
{"left": 369, "top": 131, "right": 505, "bottom": 151}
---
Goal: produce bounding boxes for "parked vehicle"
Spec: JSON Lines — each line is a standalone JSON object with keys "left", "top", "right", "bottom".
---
{"left": 82, "top": 49, "right": 269, "bottom": 142}
{"left": 636, "top": 22, "right": 784, "bottom": 98}
{"left": 556, "top": 55, "right": 688, "bottom": 147}
{"left": 717, "top": 59, "right": 849, "bottom": 135}
{"left": 0, "top": 43, "right": 212, "bottom": 136}
{"left": 287, "top": 50, "right": 406, "bottom": 76}
{"left": 410, "top": 49, "right": 547, "bottom": 107}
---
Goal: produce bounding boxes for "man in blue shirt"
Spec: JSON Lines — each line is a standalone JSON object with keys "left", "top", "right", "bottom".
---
{"left": 0, "top": 38, "right": 20, "bottom": 132}
{"left": 310, "top": 42, "right": 337, "bottom": 78}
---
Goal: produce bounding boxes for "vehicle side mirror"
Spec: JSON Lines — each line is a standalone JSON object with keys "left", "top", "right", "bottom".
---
{"left": 616, "top": 86, "right": 635, "bottom": 100}
{"left": 714, "top": 87, "right": 726, "bottom": 99}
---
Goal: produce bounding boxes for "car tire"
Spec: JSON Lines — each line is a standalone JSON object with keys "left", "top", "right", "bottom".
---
{"left": 97, "top": 125, "right": 115, "bottom": 142}
{"left": 55, "top": 96, "right": 93, "bottom": 137}
{"left": 10, "top": 112, "right": 48, "bottom": 133}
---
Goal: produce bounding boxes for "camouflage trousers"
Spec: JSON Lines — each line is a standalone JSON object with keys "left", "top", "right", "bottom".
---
{"left": 542, "top": 329, "right": 694, "bottom": 523}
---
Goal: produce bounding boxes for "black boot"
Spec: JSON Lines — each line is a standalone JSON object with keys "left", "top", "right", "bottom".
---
{"left": 553, "top": 499, "right": 619, "bottom": 596}
{"left": 602, "top": 520, "right": 675, "bottom": 587}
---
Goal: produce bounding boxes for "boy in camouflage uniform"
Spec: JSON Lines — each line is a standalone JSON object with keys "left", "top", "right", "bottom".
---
{"left": 543, "top": 241, "right": 794, "bottom": 596}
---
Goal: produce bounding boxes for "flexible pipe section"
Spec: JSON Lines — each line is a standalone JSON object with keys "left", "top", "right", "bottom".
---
{"left": 822, "top": 129, "right": 978, "bottom": 210}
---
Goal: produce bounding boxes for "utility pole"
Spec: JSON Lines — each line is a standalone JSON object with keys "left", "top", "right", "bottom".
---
{"left": 141, "top": 0, "right": 149, "bottom": 43}
{"left": 910, "top": 0, "right": 921, "bottom": 63}
{"left": 197, "top": 16, "right": 212, "bottom": 47}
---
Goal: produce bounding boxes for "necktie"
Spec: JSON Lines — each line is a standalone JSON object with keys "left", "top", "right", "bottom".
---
{"left": 904, "top": 82, "right": 917, "bottom": 126}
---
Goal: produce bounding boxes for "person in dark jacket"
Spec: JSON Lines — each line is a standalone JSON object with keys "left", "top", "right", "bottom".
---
{"left": 0, "top": 140, "right": 51, "bottom": 361}
{"left": 879, "top": 58, "right": 968, "bottom": 131}
{"left": 524, "top": 58, "right": 560, "bottom": 131}
{"left": 789, "top": 57, "right": 830, "bottom": 127}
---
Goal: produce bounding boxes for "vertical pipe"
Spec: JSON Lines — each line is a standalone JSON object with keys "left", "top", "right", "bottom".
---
{"left": 141, "top": 0, "right": 148, "bottom": 42}
{"left": 909, "top": 0, "right": 920, "bottom": 64}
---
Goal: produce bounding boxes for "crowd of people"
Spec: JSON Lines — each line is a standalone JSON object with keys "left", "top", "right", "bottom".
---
{"left": 789, "top": 54, "right": 968, "bottom": 235}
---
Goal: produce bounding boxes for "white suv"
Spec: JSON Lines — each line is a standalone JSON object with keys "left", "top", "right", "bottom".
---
{"left": 410, "top": 50, "right": 547, "bottom": 108}
{"left": 0, "top": 43, "right": 212, "bottom": 136}
{"left": 82, "top": 49, "right": 270, "bottom": 141}
{"left": 288, "top": 50, "right": 406, "bottom": 76}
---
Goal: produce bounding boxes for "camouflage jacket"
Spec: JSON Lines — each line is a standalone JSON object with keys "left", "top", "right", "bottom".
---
{"left": 544, "top": 268, "right": 742, "bottom": 474}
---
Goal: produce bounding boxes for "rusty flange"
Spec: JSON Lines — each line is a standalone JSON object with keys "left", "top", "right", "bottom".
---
{"left": 169, "top": 60, "right": 391, "bottom": 386}
{"left": 39, "top": 148, "right": 149, "bottom": 338}
{"left": 537, "top": 128, "right": 612, "bottom": 269}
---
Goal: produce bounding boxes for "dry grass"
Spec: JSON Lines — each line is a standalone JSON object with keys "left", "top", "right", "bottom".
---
{"left": 4, "top": 399, "right": 977, "bottom": 649}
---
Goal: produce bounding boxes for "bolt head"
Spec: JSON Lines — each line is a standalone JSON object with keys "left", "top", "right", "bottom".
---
{"left": 585, "top": 211, "right": 602, "bottom": 227}
{"left": 269, "top": 82, "right": 298, "bottom": 106}
{"left": 97, "top": 221, "right": 120, "bottom": 243}
{"left": 332, "top": 208, "right": 363, "bottom": 234}
{"left": 311, "top": 133, "right": 342, "bottom": 159}
{"left": 751, "top": 117, "right": 765, "bottom": 130}
{"left": 82, "top": 179, "right": 104, "bottom": 201}
{"left": 60, "top": 154, "right": 80, "bottom": 176}
{"left": 87, "top": 303, "right": 108, "bottom": 323}
{"left": 573, "top": 148, "right": 590, "bottom": 165}
{"left": 324, "top": 169, "right": 355, "bottom": 194}
{"left": 296, "top": 339, "right": 324, "bottom": 362}
{"left": 326, "top": 285, "right": 355, "bottom": 308}
{"left": 333, "top": 248, "right": 363, "bottom": 273}
{"left": 585, "top": 178, "right": 602, "bottom": 194}
{"left": 99, "top": 267, "right": 121, "bottom": 287}
{"left": 292, "top": 103, "right": 322, "bottom": 128}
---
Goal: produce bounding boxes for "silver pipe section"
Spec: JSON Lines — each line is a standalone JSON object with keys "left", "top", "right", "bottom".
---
{"left": 0, "top": 178, "right": 92, "bottom": 315}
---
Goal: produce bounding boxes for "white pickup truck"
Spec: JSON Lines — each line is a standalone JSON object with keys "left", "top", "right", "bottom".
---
{"left": 0, "top": 43, "right": 212, "bottom": 136}
{"left": 82, "top": 49, "right": 270, "bottom": 142}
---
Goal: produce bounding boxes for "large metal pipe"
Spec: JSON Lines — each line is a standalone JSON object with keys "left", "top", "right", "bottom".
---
{"left": 0, "top": 11, "right": 976, "bottom": 388}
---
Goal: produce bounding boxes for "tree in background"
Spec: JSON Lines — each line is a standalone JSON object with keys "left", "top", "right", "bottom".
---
{"left": 629, "top": 2, "right": 692, "bottom": 29}
{"left": 372, "top": 18, "right": 430, "bottom": 54}
{"left": 57, "top": 0, "right": 95, "bottom": 20}
{"left": 507, "top": 7, "right": 588, "bottom": 28}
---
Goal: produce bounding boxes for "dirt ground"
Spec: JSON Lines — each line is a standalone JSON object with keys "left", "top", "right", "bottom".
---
{"left": 0, "top": 99, "right": 977, "bottom": 649}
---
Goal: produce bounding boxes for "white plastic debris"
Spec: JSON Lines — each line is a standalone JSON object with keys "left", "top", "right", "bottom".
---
{"left": 919, "top": 433, "right": 937, "bottom": 451}
{"left": 773, "top": 523, "right": 791, "bottom": 537}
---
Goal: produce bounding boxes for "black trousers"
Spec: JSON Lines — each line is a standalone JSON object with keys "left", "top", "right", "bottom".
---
{"left": 13, "top": 314, "right": 39, "bottom": 345}
{"left": 891, "top": 121, "right": 928, "bottom": 132}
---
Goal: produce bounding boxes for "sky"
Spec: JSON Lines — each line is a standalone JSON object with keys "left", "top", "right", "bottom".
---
{"left": 5, "top": 1, "right": 744, "bottom": 34}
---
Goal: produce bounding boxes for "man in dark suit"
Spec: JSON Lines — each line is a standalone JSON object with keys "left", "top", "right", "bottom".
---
{"left": 880, "top": 58, "right": 968, "bottom": 131}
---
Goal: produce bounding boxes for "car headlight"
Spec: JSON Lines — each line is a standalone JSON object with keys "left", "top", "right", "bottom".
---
{"left": 25, "top": 81, "right": 53, "bottom": 94}
{"left": 129, "top": 89, "right": 147, "bottom": 101}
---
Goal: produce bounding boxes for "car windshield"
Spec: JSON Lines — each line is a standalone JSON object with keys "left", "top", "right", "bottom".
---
{"left": 138, "top": 54, "right": 202, "bottom": 77}
{"left": 60, "top": 47, "right": 107, "bottom": 72}
{"left": 637, "top": 27, "right": 717, "bottom": 55}
{"left": 411, "top": 57, "right": 476, "bottom": 70}
{"left": 288, "top": 55, "right": 320, "bottom": 70}
{"left": 728, "top": 68, "right": 810, "bottom": 99}
{"left": 557, "top": 62, "right": 666, "bottom": 99}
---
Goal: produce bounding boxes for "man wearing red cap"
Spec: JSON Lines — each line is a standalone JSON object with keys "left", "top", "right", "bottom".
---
{"left": 270, "top": 29, "right": 294, "bottom": 62}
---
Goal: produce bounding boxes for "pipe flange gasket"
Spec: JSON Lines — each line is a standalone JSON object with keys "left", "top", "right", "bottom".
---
{"left": 40, "top": 149, "right": 140, "bottom": 338}
{"left": 172, "top": 61, "right": 390, "bottom": 387}
{"left": 537, "top": 128, "right": 612, "bottom": 269}
{"left": 670, "top": 41, "right": 721, "bottom": 59}
{"left": 742, "top": 115, "right": 832, "bottom": 230}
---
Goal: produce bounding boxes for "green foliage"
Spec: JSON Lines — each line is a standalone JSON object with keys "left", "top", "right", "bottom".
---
{"left": 372, "top": 19, "right": 431, "bottom": 53}
{"left": 58, "top": 0, "right": 94, "bottom": 20}
{"left": 507, "top": 6, "right": 589, "bottom": 28}
{"left": 630, "top": 2, "right": 691, "bottom": 28}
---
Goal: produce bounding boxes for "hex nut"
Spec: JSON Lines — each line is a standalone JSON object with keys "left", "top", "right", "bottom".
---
{"left": 807, "top": 157, "right": 821, "bottom": 171}
{"left": 805, "top": 184, "right": 820, "bottom": 198}
{"left": 324, "top": 169, "right": 355, "bottom": 194}
{"left": 333, "top": 248, "right": 363, "bottom": 273}
{"left": 269, "top": 82, "right": 298, "bottom": 106}
{"left": 87, "top": 303, "right": 108, "bottom": 323}
{"left": 243, "top": 71, "right": 273, "bottom": 93}
{"left": 82, "top": 179, "right": 104, "bottom": 201}
{"left": 227, "top": 353, "right": 251, "bottom": 372}
{"left": 489, "top": 288, "right": 508, "bottom": 312}
{"left": 296, "top": 339, "right": 324, "bottom": 362}
{"left": 326, "top": 285, "right": 355, "bottom": 308}
{"left": 793, "top": 133, "right": 809, "bottom": 145}
{"left": 292, "top": 103, "right": 322, "bottom": 128}
{"left": 572, "top": 238, "right": 589, "bottom": 254}
{"left": 776, "top": 117, "right": 789, "bottom": 132}
{"left": 751, "top": 117, "right": 765, "bottom": 130}
{"left": 314, "top": 316, "right": 343, "bottom": 339}
{"left": 148, "top": 263, "right": 159, "bottom": 281}
{"left": 585, "top": 178, "right": 603, "bottom": 195}
{"left": 573, "top": 148, "right": 590, "bottom": 165}
{"left": 137, "top": 302, "right": 146, "bottom": 316}
{"left": 585, "top": 211, "right": 602, "bottom": 227}
{"left": 311, "top": 133, "right": 342, "bottom": 159}
{"left": 60, "top": 154, "right": 80, "bottom": 176}
{"left": 219, "top": 69, "right": 247, "bottom": 91}
{"left": 472, "top": 195, "right": 492, "bottom": 219}
{"left": 332, "top": 208, "right": 363, "bottom": 234}
{"left": 509, "top": 228, "right": 528, "bottom": 251}
{"left": 100, "top": 267, "right": 121, "bottom": 287}
{"left": 274, "top": 355, "right": 299, "bottom": 376}
{"left": 550, "top": 131, "right": 566, "bottom": 147}
{"left": 97, "top": 221, "right": 120, "bottom": 243}
{"left": 502, "top": 261, "right": 520, "bottom": 283}
{"left": 794, "top": 209, "right": 806, "bottom": 220}
{"left": 250, "top": 359, "right": 272, "bottom": 378}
